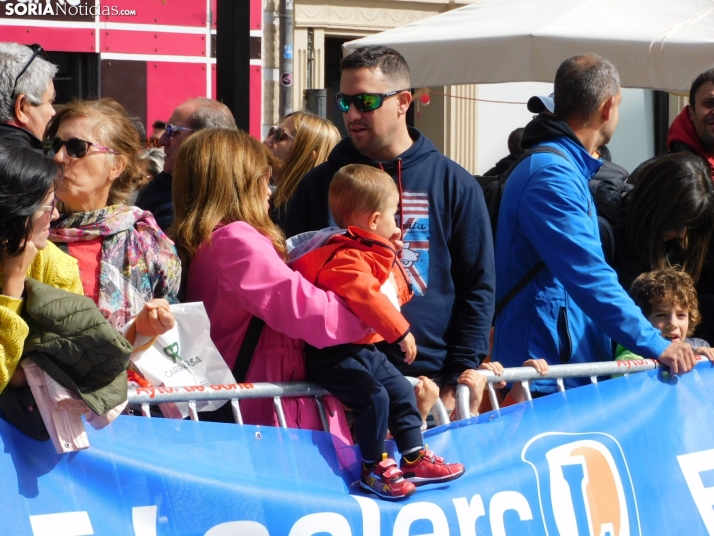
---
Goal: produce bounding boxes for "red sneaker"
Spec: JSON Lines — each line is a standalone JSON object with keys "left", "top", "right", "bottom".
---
{"left": 400, "top": 447, "right": 465, "bottom": 486}
{"left": 360, "top": 457, "right": 416, "bottom": 500}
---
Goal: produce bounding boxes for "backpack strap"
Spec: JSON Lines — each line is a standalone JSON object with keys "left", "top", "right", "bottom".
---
{"left": 232, "top": 316, "right": 265, "bottom": 383}
{"left": 498, "top": 146, "right": 569, "bottom": 186}
{"left": 495, "top": 260, "right": 545, "bottom": 317}
{"left": 494, "top": 146, "right": 569, "bottom": 318}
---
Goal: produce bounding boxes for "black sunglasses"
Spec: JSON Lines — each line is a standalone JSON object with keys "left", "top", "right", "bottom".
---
{"left": 11, "top": 44, "right": 49, "bottom": 98}
{"left": 267, "top": 126, "right": 295, "bottom": 142}
{"left": 43, "top": 137, "right": 119, "bottom": 159}
{"left": 335, "top": 89, "right": 410, "bottom": 113}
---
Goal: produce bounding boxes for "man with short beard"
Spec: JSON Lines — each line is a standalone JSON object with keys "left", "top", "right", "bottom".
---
{"left": 493, "top": 54, "right": 696, "bottom": 394}
{"left": 667, "top": 69, "right": 714, "bottom": 175}
{"left": 284, "top": 46, "right": 495, "bottom": 412}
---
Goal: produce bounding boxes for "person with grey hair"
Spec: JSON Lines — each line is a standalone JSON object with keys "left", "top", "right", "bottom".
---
{"left": 138, "top": 148, "right": 164, "bottom": 182}
{"left": 0, "top": 42, "right": 57, "bottom": 150}
{"left": 136, "top": 98, "right": 236, "bottom": 232}
{"left": 493, "top": 53, "right": 697, "bottom": 395}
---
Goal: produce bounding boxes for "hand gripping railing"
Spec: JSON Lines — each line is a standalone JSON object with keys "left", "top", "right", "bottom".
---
{"left": 126, "top": 376, "right": 450, "bottom": 432}
{"left": 452, "top": 357, "right": 708, "bottom": 421}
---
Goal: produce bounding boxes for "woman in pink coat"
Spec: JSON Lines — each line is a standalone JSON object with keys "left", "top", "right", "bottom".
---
{"left": 171, "top": 128, "right": 367, "bottom": 441}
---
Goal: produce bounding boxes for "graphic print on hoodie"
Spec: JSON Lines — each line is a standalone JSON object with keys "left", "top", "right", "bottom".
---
{"left": 400, "top": 192, "right": 430, "bottom": 295}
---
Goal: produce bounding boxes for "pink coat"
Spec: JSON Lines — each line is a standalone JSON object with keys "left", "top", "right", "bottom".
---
{"left": 186, "top": 222, "right": 368, "bottom": 442}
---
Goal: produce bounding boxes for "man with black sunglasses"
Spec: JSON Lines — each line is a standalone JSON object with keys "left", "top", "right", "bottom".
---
{"left": 284, "top": 46, "right": 495, "bottom": 412}
{"left": 136, "top": 98, "right": 237, "bottom": 232}
{"left": 0, "top": 42, "right": 57, "bottom": 151}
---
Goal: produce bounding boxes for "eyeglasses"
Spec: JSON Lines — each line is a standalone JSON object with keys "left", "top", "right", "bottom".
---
{"left": 43, "top": 137, "right": 119, "bottom": 159}
{"left": 11, "top": 44, "right": 49, "bottom": 98}
{"left": 267, "top": 126, "right": 295, "bottom": 142}
{"left": 37, "top": 197, "right": 57, "bottom": 215}
{"left": 165, "top": 123, "right": 193, "bottom": 140}
{"left": 335, "top": 89, "right": 410, "bottom": 113}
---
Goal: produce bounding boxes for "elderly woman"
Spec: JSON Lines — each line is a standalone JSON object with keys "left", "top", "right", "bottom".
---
{"left": 172, "top": 128, "right": 367, "bottom": 437}
{"left": 138, "top": 148, "right": 165, "bottom": 182}
{"left": 263, "top": 112, "right": 341, "bottom": 230}
{"left": 44, "top": 99, "right": 179, "bottom": 333}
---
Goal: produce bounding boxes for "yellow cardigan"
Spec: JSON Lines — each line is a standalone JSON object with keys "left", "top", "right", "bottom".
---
{"left": 0, "top": 242, "right": 83, "bottom": 393}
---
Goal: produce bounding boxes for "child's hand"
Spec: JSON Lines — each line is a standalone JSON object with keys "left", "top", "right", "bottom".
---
{"left": 694, "top": 346, "right": 714, "bottom": 363}
{"left": 457, "top": 369, "right": 489, "bottom": 417}
{"left": 478, "top": 361, "right": 506, "bottom": 388}
{"left": 414, "top": 376, "right": 439, "bottom": 422}
{"left": 524, "top": 358, "right": 549, "bottom": 375}
{"left": 479, "top": 361, "right": 504, "bottom": 375}
{"left": 399, "top": 332, "right": 417, "bottom": 364}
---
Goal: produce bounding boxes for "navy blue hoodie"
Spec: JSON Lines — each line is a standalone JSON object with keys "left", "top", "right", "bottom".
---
{"left": 283, "top": 128, "right": 495, "bottom": 385}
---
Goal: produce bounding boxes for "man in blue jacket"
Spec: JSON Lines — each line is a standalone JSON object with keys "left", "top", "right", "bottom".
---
{"left": 494, "top": 53, "right": 696, "bottom": 392}
{"left": 283, "top": 46, "right": 495, "bottom": 409}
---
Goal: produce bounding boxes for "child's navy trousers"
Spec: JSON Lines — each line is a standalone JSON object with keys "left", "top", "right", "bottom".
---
{"left": 306, "top": 343, "right": 423, "bottom": 462}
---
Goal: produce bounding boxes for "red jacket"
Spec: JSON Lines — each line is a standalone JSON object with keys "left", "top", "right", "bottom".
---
{"left": 292, "top": 226, "right": 413, "bottom": 344}
{"left": 668, "top": 106, "right": 714, "bottom": 175}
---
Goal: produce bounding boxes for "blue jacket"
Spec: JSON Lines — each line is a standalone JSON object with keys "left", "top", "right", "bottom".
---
{"left": 283, "top": 128, "right": 495, "bottom": 385}
{"left": 493, "top": 116, "right": 668, "bottom": 392}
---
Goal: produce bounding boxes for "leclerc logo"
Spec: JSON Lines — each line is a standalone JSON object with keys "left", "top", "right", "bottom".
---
{"left": 522, "top": 432, "right": 642, "bottom": 536}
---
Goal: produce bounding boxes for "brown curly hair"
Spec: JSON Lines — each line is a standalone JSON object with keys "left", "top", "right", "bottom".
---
{"left": 629, "top": 268, "right": 700, "bottom": 335}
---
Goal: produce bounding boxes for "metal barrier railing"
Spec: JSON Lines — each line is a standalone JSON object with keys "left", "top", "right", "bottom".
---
{"left": 452, "top": 357, "right": 709, "bottom": 420}
{"left": 127, "top": 375, "right": 450, "bottom": 431}
{"left": 128, "top": 359, "right": 707, "bottom": 431}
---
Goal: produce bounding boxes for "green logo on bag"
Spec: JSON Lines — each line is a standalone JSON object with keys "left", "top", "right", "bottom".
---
{"left": 163, "top": 342, "right": 183, "bottom": 363}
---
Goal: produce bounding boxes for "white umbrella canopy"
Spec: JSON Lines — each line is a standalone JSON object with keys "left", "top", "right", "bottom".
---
{"left": 344, "top": 0, "right": 714, "bottom": 93}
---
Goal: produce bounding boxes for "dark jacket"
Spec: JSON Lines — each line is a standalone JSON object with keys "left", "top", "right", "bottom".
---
{"left": 283, "top": 128, "right": 495, "bottom": 385}
{"left": 22, "top": 278, "right": 132, "bottom": 415}
{"left": 483, "top": 152, "right": 521, "bottom": 177}
{"left": 136, "top": 171, "right": 173, "bottom": 233}
{"left": 0, "top": 123, "right": 42, "bottom": 151}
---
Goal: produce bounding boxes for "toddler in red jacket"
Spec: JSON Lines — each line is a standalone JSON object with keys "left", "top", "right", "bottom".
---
{"left": 291, "top": 164, "right": 465, "bottom": 500}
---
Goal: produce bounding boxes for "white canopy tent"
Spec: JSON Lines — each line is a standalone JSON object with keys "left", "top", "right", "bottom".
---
{"left": 344, "top": 0, "right": 714, "bottom": 93}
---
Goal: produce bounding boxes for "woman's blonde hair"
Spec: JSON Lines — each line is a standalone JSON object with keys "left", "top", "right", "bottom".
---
{"left": 171, "top": 128, "right": 286, "bottom": 269}
{"left": 271, "top": 112, "right": 341, "bottom": 208}
{"left": 45, "top": 98, "right": 146, "bottom": 206}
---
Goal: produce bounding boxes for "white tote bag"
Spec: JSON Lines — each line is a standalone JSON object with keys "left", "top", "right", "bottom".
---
{"left": 127, "top": 302, "right": 236, "bottom": 418}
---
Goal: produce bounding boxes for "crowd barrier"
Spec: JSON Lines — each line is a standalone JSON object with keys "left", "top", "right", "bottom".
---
{"left": 127, "top": 375, "right": 451, "bottom": 428}
{"left": 127, "top": 358, "right": 676, "bottom": 426}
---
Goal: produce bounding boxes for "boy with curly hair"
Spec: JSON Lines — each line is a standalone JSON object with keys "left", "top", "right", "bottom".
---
{"left": 617, "top": 268, "right": 714, "bottom": 362}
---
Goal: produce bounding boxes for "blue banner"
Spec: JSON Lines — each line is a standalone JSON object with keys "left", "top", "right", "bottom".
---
{"left": 2, "top": 363, "right": 714, "bottom": 536}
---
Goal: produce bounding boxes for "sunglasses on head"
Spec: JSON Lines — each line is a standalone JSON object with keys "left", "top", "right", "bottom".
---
{"left": 335, "top": 89, "right": 410, "bottom": 113}
{"left": 267, "top": 126, "right": 295, "bottom": 142}
{"left": 165, "top": 123, "right": 193, "bottom": 140}
{"left": 12, "top": 44, "right": 49, "bottom": 98}
{"left": 43, "top": 137, "right": 119, "bottom": 159}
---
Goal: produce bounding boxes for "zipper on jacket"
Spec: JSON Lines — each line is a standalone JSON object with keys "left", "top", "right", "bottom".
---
{"left": 557, "top": 307, "right": 573, "bottom": 364}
